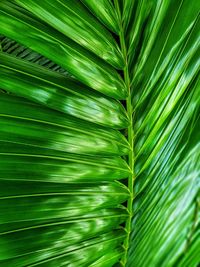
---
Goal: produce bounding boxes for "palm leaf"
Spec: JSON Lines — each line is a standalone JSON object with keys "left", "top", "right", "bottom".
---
{"left": 0, "top": 1, "right": 199, "bottom": 267}
{"left": 0, "top": 52, "right": 129, "bottom": 128}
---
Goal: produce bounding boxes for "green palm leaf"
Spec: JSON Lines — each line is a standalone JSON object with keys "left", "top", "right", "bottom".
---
{"left": 0, "top": 53, "right": 129, "bottom": 128}
{"left": 0, "top": 1, "right": 199, "bottom": 266}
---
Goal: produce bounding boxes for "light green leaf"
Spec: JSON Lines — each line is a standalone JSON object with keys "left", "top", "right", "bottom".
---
{"left": 126, "top": 0, "right": 200, "bottom": 266}
{"left": 81, "top": 0, "right": 120, "bottom": 34}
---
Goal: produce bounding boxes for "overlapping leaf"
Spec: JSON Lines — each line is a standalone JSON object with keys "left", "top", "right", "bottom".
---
{"left": 0, "top": 1, "right": 127, "bottom": 99}
{"left": 16, "top": 0, "right": 124, "bottom": 69}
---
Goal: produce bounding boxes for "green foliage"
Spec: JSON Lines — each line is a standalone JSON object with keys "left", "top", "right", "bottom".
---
{"left": 0, "top": 0, "right": 199, "bottom": 266}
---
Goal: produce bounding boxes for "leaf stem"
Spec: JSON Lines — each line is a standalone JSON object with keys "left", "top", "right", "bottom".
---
{"left": 114, "top": 1, "right": 134, "bottom": 265}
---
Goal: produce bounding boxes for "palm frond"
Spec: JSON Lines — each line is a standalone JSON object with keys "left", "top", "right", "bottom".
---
{"left": 0, "top": 0, "right": 199, "bottom": 266}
